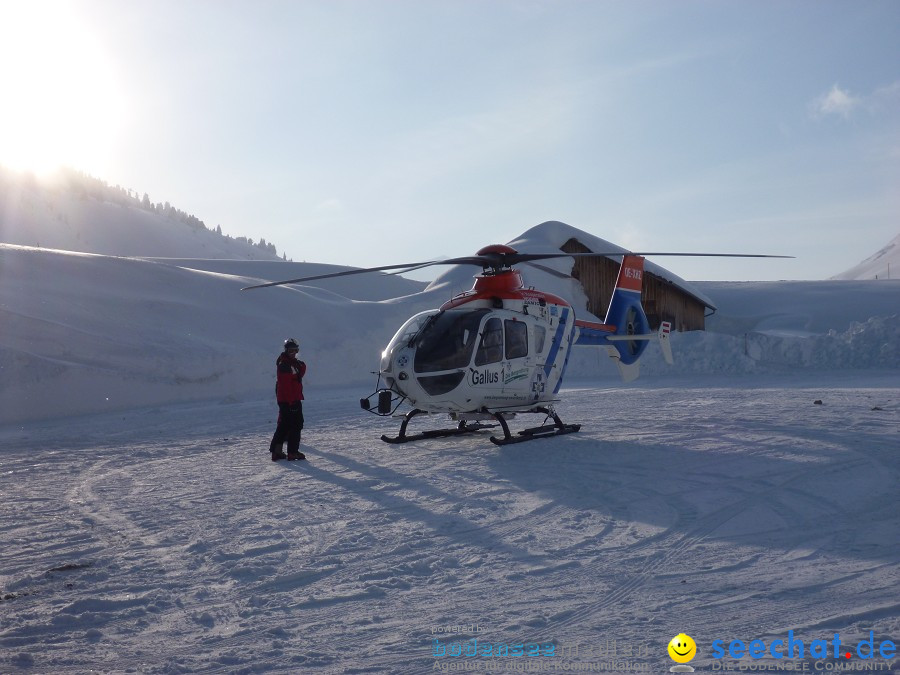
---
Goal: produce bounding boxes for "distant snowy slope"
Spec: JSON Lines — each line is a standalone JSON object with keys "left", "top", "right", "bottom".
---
{"left": 832, "top": 231, "right": 900, "bottom": 280}
{"left": 0, "top": 244, "right": 435, "bottom": 424}
{"left": 0, "top": 168, "right": 284, "bottom": 260}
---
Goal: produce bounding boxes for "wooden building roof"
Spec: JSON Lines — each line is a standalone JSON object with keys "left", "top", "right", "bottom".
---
{"left": 561, "top": 238, "right": 713, "bottom": 332}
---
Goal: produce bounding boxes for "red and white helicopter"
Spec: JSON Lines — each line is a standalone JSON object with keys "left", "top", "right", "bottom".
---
{"left": 244, "top": 245, "right": 787, "bottom": 445}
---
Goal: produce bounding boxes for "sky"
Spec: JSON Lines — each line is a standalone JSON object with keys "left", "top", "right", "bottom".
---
{"left": 0, "top": 0, "right": 898, "bottom": 281}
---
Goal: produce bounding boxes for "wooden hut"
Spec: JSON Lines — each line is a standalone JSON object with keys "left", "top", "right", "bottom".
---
{"left": 561, "top": 238, "right": 713, "bottom": 331}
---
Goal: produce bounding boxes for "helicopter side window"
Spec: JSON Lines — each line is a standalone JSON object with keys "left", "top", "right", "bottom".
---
{"left": 533, "top": 325, "right": 547, "bottom": 354}
{"left": 504, "top": 320, "right": 528, "bottom": 359}
{"left": 475, "top": 318, "right": 503, "bottom": 366}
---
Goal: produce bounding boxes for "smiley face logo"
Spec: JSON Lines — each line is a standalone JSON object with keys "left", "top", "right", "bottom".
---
{"left": 668, "top": 633, "right": 696, "bottom": 663}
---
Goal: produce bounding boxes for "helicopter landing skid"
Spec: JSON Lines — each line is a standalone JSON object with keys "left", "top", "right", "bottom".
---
{"left": 380, "top": 407, "right": 580, "bottom": 446}
{"left": 489, "top": 407, "right": 580, "bottom": 446}
{"left": 380, "top": 409, "right": 498, "bottom": 444}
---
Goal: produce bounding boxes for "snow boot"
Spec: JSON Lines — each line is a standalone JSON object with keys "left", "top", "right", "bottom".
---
{"left": 287, "top": 450, "right": 305, "bottom": 461}
{"left": 271, "top": 450, "right": 287, "bottom": 461}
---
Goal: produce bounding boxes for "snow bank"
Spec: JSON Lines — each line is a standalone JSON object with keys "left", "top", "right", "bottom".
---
{"left": 632, "top": 314, "right": 900, "bottom": 377}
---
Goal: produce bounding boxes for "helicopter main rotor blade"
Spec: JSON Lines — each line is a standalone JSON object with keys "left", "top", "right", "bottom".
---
{"left": 241, "top": 251, "right": 793, "bottom": 290}
{"left": 510, "top": 251, "right": 794, "bottom": 262}
{"left": 386, "top": 261, "right": 445, "bottom": 276}
{"left": 521, "top": 261, "right": 574, "bottom": 279}
{"left": 241, "top": 255, "right": 502, "bottom": 289}
{"left": 241, "top": 260, "right": 443, "bottom": 290}
{"left": 593, "top": 252, "right": 793, "bottom": 258}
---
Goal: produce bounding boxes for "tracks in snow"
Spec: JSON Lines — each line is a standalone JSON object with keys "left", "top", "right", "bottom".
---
{"left": 0, "top": 383, "right": 897, "bottom": 672}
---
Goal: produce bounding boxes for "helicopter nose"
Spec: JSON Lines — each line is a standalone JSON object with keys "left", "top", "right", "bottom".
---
{"left": 380, "top": 351, "right": 409, "bottom": 397}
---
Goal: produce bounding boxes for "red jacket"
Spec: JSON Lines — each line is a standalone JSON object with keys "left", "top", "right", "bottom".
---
{"left": 275, "top": 352, "right": 306, "bottom": 403}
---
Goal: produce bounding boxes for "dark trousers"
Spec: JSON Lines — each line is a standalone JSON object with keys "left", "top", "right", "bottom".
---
{"left": 270, "top": 402, "right": 304, "bottom": 453}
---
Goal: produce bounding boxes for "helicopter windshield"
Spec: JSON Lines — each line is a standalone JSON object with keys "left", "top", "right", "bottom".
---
{"left": 384, "top": 310, "right": 437, "bottom": 352}
{"left": 380, "top": 310, "right": 435, "bottom": 371}
{"left": 414, "top": 309, "right": 490, "bottom": 373}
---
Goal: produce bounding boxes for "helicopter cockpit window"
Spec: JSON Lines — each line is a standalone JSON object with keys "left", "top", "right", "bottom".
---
{"left": 413, "top": 309, "right": 488, "bottom": 374}
{"left": 475, "top": 317, "right": 503, "bottom": 366}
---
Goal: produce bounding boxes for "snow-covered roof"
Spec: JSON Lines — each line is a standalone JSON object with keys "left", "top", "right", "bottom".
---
{"left": 508, "top": 221, "right": 718, "bottom": 310}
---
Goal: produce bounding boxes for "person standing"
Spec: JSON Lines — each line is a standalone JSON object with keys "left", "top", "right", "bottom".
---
{"left": 269, "top": 338, "right": 306, "bottom": 461}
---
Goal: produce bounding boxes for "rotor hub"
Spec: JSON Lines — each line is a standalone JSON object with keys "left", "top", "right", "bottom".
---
{"left": 475, "top": 244, "right": 518, "bottom": 256}
{"left": 474, "top": 244, "right": 518, "bottom": 274}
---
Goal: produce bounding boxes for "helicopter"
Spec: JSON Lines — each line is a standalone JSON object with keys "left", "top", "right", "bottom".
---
{"left": 243, "top": 244, "right": 789, "bottom": 445}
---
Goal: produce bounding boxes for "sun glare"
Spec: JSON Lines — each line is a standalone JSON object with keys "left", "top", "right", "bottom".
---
{"left": 0, "top": 2, "right": 126, "bottom": 176}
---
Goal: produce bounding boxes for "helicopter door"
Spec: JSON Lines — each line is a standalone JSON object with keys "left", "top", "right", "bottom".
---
{"left": 502, "top": 318, "right": 531, "bottom": 391}
{"left": 471, "top": 316, "right": 533, "bottom": 399}
{"left": 472, "top": 317, "right": 504, "bottom": 391}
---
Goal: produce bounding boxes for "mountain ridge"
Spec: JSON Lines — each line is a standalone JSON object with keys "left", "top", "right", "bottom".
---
{"left": 0, "top": 166, "right": 287, "bottom": 261}
{"left": 832, "top": 230, "right": 900, "bottom": 280}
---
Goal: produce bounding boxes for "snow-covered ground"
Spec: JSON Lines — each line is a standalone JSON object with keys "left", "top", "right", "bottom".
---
{"left": 1, "top": 376, "right": 897, "bottom": 673}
